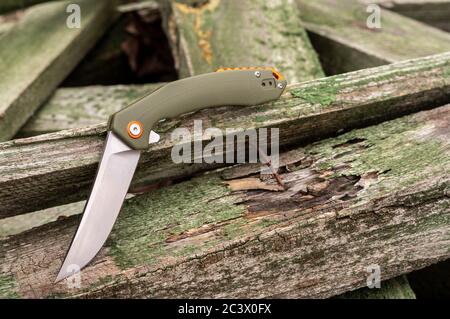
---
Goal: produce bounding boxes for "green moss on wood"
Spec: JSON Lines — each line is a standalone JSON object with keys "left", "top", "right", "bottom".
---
{"left": 0, "top": 0, "right": 58, "bottom": 14}
{"left": 3, "top": 52, "right": 450, "bottom": 219}
{"left": 0, "top": 0, "right": 116, "bottom": 141}
{"left": 109, "top": 175, "right": 246, "bottom": 268}
{"left": 172, "top": 0, "right": 324, "bottom": 82}
{"left": 0, "top": 274, "right": 19, "bottom": 299}
{"left": 19, "top": 84, "right": 162, "bottom": 136}
{"left": 107, "top": 105, "right": 450, "bottom": 273}
{"left": 306, "top": 111, "right": 449, "bottom": 202}
{"left": 290, "top": 79, "right": 339, "bottom": 106}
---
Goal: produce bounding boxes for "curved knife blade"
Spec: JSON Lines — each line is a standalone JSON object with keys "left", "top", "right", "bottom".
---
{"left": 55, "top": 132, "right": 140, "bottom": 282}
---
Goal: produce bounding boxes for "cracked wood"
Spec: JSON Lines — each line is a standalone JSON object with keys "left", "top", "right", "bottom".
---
{"left": 160, "top": 0, "right": 324, "bottom": 82}
{"left": 0, "top": 104, "right": 448, "bottom": 298}
{"left": 1, "top": 52, "right": 450, "bottom": 218}
{"left": 17, "top": 0, "right": 323, "bottom": 136}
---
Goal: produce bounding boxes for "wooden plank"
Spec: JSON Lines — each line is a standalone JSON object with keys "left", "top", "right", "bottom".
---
{"left": 0, "top": 104, "right": 448, "bottom": 298}
{"left": 22, "top": 0, "right": 450, "bottom": 136}
{"left": 372, "top": 0, "right": 450, "bottom": 32}
{"left": 9, "top": 0, "right": 325, "bottom": 237}
{"left": 19, "top": 0, "right": 325, "bottom": 135}
{"left": 160, "top": 0, "right": 324, "bottom": 82}
{"left": 296, "top": 0, "right": 450, "bottom": 74}
{"left": 0, "top": 0, "right": 58, "bottom": 14}
{"left": 0, "top": 10, "right": 23, "bottom": 36}
{"left": 18, "top": 84, "right": 163, "bottom": 137}
{"left": 1, "top": 52, "right": 450, "bottom": 219}
{"left": 0, "top": 0, "right": 117, "bottom": 141}
{"left": 0, "top": 201, "right": 84, "bottom": 240}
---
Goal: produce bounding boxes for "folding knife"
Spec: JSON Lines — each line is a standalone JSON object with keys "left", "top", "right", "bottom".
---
{"left": 56, "top": 67, "right": 287, "bottom": 282}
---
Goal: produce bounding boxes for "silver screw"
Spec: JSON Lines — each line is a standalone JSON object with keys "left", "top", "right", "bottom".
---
{"left": 129, "top": 123, "right": 141, "bottom": 137}
{"left": 254, "top": 71, "right": 261, "bottom": 78}
{"left": 277, "top": 83, "right": 284, "bottom": 89}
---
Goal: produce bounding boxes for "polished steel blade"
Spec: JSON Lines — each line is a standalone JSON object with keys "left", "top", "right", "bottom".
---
{"left": 56, "top": 132, "right": 140, "bottom": 282}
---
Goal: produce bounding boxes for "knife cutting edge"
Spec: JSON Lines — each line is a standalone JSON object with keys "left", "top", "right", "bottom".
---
{"left": 55, "top": 67, "right": 287, "bottom": 282}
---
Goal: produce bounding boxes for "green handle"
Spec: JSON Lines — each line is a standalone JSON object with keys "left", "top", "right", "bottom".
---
{"left": 108, "top": 68, "right": 287, "bottom": 150}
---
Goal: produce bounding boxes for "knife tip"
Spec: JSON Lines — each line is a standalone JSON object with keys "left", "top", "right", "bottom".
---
{"left": 54, "top": 270, "right": 66, "bottom": 283}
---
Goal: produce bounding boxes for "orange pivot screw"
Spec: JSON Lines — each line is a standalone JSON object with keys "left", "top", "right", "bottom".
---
{"left": 127, "top": 120, "right": 143, "bottom": 139}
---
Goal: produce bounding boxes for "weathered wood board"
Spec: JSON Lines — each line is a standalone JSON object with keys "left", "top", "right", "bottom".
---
{"left": 0, "top": 0, "right": 444, "bottom": 298}
{"left": 0, "top": 104, "right": 448, "bottom": 298}
{"left": 0, "top": 10, "right": 23, "bottom": 36}
{"left": 19, "top": 0, "right": 324, "bottom": 135}
{"left": 1, "top": 52, "right": 450, "bottom": 218}
{"left": 18, "top": 84, "right": 163, "bottom": 137}
{"left": 3, "top": 0, "right": 331, "bottom": 217}
{"left": 0, "top": 0, "right": 117, "bottom": 141}
{"left": 161, "top": 0, "right": 324, "bottom": 82}
{"left": 19, "top": 0, "right": 450, "bottom": 137}
{"left": 0, "top": 201, "right": 84, "bottom": 240}
{"left": 0, "top": 0, "right": 58, "bottom": 14}
{"left": 372, "top": 0, "right": 450, "bottom": 32}
{"left": 297, "top": 0, "right": 450, "bottom": 74}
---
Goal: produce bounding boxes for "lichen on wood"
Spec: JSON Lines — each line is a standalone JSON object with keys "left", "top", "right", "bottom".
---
{"left": 162, "top": 0, "right": 324, "bottom": 82}
{"left": 0, "top": 105, "right": 448, "bottom": 298}
{"left": 1, "top": 52, "right": 450, "bottom": 218}
{"left": 17, "top": 0, "right": 326, "bottom": 137}
{"left": 0, "top": 0, "right": 117, "bottom": 141}
{"left": 18, "top": 84, "right": 164, "bottom": 137}
{"left": 0, "top": 0, "right": 58, "bottom": 14}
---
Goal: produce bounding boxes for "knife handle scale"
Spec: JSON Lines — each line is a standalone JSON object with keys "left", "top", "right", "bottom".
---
{"left": 108, "top": 68, "right": 287, "bottom": 150}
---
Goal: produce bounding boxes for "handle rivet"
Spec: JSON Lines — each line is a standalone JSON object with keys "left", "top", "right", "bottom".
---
{"left": 127, "top": 121, "right": 143, "bottom": 139}
{"left": 254, "top": 71, "right": 261, "bottom": 78}
{"left": 277, "top": 83, "right": 284, "bottom": 89}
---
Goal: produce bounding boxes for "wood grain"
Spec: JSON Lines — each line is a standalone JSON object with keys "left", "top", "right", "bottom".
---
{"left": 20, "top": 0, "right": 450, "bottom": 137}
{"left": 18, "top": 84, "right": 163, "bottom": 137}
{"left": 0, "top": 0, "right": 117, "bottom": 141}
{"left": 0, "top": 104, "right": 448, "bottom": 298}
{"left": 0, "top": 0, "right": 58, "bottom": 14}
{"left": 1, "top": 52, "right": 450, "bottom": 218}
{"left": 297, "top": 0, "right": 450, "bottom": 74}
{"left": 160, "top": 0, "right": 324, "bottom": 82}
